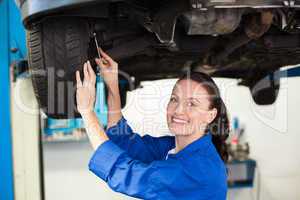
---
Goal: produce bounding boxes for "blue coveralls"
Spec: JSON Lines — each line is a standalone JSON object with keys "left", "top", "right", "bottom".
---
{"left": 89, "top": 116, "right": 227, "bottom": 200}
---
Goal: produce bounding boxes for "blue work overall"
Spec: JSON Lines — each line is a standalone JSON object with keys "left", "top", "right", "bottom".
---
{"left": 89, "top": 116, "right": 227, "bottom": 200}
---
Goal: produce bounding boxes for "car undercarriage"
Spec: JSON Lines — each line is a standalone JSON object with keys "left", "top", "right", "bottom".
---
{"left": 17, "top": 0, "right": 300, "bottom": 118}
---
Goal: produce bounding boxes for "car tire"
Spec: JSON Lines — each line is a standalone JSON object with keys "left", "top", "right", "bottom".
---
{"left": 27, "top": 17, "right": 90, "bottom": 119}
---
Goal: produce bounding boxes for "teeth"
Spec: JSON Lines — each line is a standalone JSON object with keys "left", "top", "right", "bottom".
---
{"left": 172, "top": 117, "right": 188, "bottom": 124}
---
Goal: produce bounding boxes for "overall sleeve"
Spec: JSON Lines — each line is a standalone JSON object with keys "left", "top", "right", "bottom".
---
{"left": 106, "top": 116, "right": 175, "bottom": 162}
{"left": 88, "top": 141, "right": 219, "bottom": 200}
{"left": 88, "top": 140, "right": 171, "bottom": 199}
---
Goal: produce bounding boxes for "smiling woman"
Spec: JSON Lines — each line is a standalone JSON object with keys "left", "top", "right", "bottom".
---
{"left": 76, "top": 50, "right": 229, "bottom": 200}
{"left": 170, "top": 72, "right": 230, "bottom": 162}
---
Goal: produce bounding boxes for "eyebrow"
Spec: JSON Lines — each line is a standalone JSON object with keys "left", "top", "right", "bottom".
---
{"left": 170, "top": 95, "right": 207, "bottom": 103}
{"left": 188, "top": 97, "right": 202, "bottom": 103}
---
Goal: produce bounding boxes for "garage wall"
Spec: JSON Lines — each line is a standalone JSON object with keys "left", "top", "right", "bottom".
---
{"left": 215, "top": 76, "right": 300, "bottom": 200}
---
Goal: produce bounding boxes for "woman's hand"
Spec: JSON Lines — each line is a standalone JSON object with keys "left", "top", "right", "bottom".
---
{"left": 76, "top": 61, "right": 96, "bottom": 115}
{"left": 95, "top": 49, "right": 122, "bottom": 128}
{"left": 95, "top": 49, "right": 119, "bottom": 92}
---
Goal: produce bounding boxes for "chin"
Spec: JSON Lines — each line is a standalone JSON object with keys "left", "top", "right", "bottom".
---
{"left": 168, "top": 124, "right": 193, "bottom": 136}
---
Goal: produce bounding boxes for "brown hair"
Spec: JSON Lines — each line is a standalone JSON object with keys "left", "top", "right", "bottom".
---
{"left": 178, "top": 71, "right": 229, "bottom": 163}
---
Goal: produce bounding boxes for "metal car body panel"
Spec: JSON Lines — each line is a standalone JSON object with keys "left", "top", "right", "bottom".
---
{"left": 17, "top": 0, "right": 300, "bottom": 25}
{"left": 16, "top": 0, "right": 122, "bottom": 26}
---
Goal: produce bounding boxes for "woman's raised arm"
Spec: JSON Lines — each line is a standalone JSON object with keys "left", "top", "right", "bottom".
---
{"left": 95, "top": 49, "right": 122, "bottom": 129}
{"left": 77, "top": 57, "right": 175, "bottom": 163}
{"left": 76, "top": 61, "right": 108, "bottom": 150}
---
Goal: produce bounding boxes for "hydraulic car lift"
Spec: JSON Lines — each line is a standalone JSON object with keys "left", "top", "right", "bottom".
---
{"left": 0, "top": 0, "right": 14, "bottom": 199}
{"left": 0, "top": 1, "right": 41, "bottom": 200}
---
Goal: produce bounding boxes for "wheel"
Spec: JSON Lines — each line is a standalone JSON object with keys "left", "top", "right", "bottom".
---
{"left": 27, "top": 17, "right": 90, "bottom": 119}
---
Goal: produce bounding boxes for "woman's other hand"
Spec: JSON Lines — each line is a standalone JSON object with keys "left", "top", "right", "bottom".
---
{"left": 76, "top": 61, "right": 96, "bottom": 115}
{"left": 95, "top": 49, "right": 119, "bottom": 92}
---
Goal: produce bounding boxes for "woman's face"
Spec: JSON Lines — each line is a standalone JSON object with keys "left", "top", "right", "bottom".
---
{"left": 166, "top": 79, "right": 217, "bottom": 136}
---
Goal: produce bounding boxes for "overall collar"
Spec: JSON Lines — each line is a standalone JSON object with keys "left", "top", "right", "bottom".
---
{"left": 167, "top": 133, "right": 212, "bottom": 159}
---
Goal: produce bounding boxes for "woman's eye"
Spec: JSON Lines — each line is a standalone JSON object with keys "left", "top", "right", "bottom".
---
{"left": 187, "top": 102, "right": 195, "bottom": 107}
{"left": 170, "top": 97, "right": 177, "bottom": 102}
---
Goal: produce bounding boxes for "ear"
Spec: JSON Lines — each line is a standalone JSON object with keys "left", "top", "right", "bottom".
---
{"left": 206, "top": 108, "right": 217, "bottom": 124}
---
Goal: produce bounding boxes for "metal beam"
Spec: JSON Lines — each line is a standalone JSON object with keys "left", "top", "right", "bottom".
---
{"left": 0, "top": 0, "right": 14, "bottom": 199}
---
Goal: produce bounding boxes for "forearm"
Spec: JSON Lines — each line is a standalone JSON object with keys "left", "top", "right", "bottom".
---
{"left": 82, "top": 112, "right": 109, "bottom": 150}
{"left": 106, "top": 83, "right": 122, "bottom": 129}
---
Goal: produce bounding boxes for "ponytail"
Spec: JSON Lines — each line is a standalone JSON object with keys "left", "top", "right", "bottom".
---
{"left": 209, "top": 99, "right": 229, "bottom": 163}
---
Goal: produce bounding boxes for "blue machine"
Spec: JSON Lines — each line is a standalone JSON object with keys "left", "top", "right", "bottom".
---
{"left": 0, "top": 1, "right": 27, "bottom": 200}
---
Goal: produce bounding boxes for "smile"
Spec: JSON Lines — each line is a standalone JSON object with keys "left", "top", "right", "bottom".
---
{"left": 172, "top": 117, "right": 189, "bottom": 124}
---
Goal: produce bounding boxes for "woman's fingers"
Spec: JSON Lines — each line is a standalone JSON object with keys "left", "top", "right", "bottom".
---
{"left": 95, "top": 58, "right": 108, "bottom": 72}
{"left": 99, "top": 48, "right": 111, "bottom": 61}
{"left": 95, "top": 58, "right": 102, "bottom": 67}
{"left": 99, "top": 48, "right": 115, "bottom": 66}
{"left": 75, "top": 63, "right": 96, "bottom": 115}
{"left": 76, "top": 71, "right": 82, "bottom": 87}
{"left": 87, "top": 61, "right": 96, "bottom": 82}
{"left": 83, "top": 62, "right": 90, "bottom": 81}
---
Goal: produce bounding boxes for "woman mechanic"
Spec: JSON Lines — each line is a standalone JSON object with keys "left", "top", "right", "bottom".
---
{"left": 75, "top": 50, "right": 229, "bottom": 200}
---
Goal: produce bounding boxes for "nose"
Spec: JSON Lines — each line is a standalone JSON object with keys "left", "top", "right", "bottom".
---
{"left": 174, "top": 102, "right": 185, "bottom": 115}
